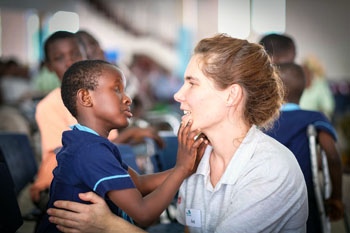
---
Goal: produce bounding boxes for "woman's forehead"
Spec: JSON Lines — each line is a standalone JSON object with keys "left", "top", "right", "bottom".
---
{"left": 185, "top": 55, "right": 202, "bottom": 75}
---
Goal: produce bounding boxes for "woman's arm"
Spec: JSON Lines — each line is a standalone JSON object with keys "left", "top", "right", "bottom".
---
{"left": 48, "top": 192, "right": 147, "bottom": 233}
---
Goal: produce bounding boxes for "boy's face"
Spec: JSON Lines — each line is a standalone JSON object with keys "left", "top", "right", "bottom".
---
{"left": 89, "top": 65, "right": 132, "bottom": 131}
{"left": 46, "top": 38, "right": 85, "bottom": 80}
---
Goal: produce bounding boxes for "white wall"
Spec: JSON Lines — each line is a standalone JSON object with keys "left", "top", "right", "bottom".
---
{"left": 1, "top": 0, "right": 350, "bottom": 80}
{"left": 286, "top": 0, "right": 350, "bottom": 80}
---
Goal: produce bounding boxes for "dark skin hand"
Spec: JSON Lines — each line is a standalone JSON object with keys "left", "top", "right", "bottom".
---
{"left": 318, "top": 130, "right": 344, "bottom": 221}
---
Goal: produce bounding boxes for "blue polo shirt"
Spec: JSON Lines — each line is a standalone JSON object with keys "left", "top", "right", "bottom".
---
{"left": 37, "top": 125, "right": 135, "bottom": 233}
{"left": 265, "top": 103, "right": 337, "bottom": 233}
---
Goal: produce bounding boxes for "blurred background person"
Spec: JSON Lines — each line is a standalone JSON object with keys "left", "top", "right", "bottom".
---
{"left": 258, "top": 33, "right": 296, "bottom": 64}
{"left": 300, "top": 54, "right": 336, "bottom": 120}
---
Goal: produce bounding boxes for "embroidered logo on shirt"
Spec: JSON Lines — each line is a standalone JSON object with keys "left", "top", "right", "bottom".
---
{"left": 185, "top": 208, "right": 201, "bottom": 227}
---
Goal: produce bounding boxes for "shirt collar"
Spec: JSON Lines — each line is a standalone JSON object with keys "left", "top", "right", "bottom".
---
{"left": 281, "top": 103, "right": 301, "bottom": 111}
{"left": 196, "top": 125, "right": 259, "bottom": 189}
{"left": 70, "top": 123, "right": 99, "bottom": 136}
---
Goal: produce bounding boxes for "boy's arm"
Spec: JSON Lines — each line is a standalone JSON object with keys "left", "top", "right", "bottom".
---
{"left": 109, "top": 121, "right": 207, "bottom": 227}
{"left": 318, "top": 130, "right": 344, "bottom": 221}
{"left": 128, "top": 167, "right": 173, "bottom": 196}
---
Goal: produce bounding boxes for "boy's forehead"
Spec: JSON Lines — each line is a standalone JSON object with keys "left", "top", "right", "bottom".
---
{"left": 102, "top": 65, "right": 126, "bottom": 85}
{"left": 48, "top": 38, "right": 79, "bottom": 51}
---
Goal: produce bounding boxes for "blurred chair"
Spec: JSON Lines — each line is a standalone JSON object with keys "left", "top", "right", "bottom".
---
{"left": 151, "top": 131, "right": 179, "bottom": 223}
{"left": 0, "top": 132, "right": 41, "bottom": 230}
{"left": 0, "top": 147, "right": 24, "bottom": 232}
{"left": 153, "top": 131, "right": 178, "bottom": 172}
{"left": 308, "top": 124, "right": 331, "bottom": 233}
{"left": 0, "top": 132, "right": 38, "bottom": 196}
{"left": 308, "top": 125, "right": 350, "bottom": 233}
{"left": 145, "top": 111, "right": 181, "bottom": 135}
{"left": 117, "top": 143, "right": 142, "bottom": 174}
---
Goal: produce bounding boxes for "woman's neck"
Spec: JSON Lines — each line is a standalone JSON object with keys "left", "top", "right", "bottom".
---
{"left": 207, "top": 123, "right": 250, "bottom": 187}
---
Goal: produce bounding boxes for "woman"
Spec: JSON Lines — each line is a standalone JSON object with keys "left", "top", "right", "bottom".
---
{"left": 48, "top": 34, "right": 308, "bottom": 233}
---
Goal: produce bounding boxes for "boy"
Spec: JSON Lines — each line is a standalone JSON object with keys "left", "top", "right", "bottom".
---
{"left": 31, "top": 31, "right": 164, "bottom": 206}
{"left": 37, "top": 60, "right": 207, "bottom": 232}
{"left": 31, "top": 31, "right": 88, "bottom": 205}
{"left": 265, "top": 62, "right": 343, "bottom": 233}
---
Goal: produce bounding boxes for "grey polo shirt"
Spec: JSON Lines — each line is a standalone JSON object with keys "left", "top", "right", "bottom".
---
{"left": 176, "top": 126, "right": 307, "bottom": 233}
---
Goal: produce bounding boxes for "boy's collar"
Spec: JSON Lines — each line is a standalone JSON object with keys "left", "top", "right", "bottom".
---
{"left": 281, "top": 103, "right": 301, "bottom": 111}
{"left": 70, "top": 124, "right": 99, "bottom": 135}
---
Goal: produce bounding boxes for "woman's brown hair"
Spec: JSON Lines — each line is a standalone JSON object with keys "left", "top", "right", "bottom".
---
{"left": 194, "top": 33, "right": 284, "bottom": 129}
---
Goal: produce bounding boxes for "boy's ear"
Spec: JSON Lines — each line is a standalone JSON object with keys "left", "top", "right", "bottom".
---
{"left": 77, "top": 89, "right": 93, "bottom": 107}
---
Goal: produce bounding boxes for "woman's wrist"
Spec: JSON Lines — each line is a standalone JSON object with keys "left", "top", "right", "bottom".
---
{"left": 106, "top": 215, "right": 147, "bottom": 233}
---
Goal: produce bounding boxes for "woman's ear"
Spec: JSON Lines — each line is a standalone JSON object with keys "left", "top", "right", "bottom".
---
{"left": 227, "top": 84, "right": 243, "bottom": 106}
{"left": 77, "top": 89, "right": 93, "bottom": 107}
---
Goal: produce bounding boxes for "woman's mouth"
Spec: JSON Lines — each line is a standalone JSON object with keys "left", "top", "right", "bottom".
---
{"left": 181, "top": 110, "right": 191, "bottom": 122}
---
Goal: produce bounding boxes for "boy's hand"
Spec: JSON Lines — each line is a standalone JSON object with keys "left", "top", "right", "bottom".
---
{"left": 176, "top": 120, "right": 208, "bottom": 177}
{"left": 325, "top": 198, "right": 344, "bottom": 221}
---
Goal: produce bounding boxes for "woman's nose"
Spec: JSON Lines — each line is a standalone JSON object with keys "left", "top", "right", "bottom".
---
{"left": 173, "top": 87, "right": 184, "bottom": 103}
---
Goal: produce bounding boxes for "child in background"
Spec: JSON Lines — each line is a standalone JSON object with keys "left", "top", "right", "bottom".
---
{"left": 265, "top": 62, "right": 343, "bottom": 233}
{"left": 37, "top": 60, "right": 207, "bottom": 232}
{"left": 31, "top": 31, "right": 88, "bottom": 207}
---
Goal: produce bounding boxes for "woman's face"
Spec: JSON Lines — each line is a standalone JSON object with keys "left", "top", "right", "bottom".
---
{"left": 174, "top": 55, "right": 229, "bottom": 132}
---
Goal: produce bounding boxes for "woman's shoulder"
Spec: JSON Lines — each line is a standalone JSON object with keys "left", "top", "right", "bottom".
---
{"left": 253, "top": 130, "right": 299, "bottom": 170}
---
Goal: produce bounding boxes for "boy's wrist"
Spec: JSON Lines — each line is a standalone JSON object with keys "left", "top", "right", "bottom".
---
{"left": 173, "top": 165, "right": 192, "bottom": 179}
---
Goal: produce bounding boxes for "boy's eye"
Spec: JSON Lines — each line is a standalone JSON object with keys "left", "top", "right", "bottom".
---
{"left": 72, "top": 51, "right": 82, "bottom": 60}
{"left": 53, "top": 55, "right": 64, "bottom": 62}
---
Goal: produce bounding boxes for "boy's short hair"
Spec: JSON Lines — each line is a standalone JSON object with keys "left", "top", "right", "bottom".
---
{"left": 44, "top": 31, "right": 77, "bottom": 62}
{"left": 259, "top": 33, "right": 296, "bottom": 61}
{"left": 61, "top": 59, "right": 111, "bottom": 118}
{"left": 278, "top": 62, "right": 306, "bottom": 103}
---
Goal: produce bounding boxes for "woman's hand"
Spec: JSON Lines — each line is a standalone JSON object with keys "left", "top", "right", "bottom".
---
{"left": 48, "top": 192, "right": 114, "bottom": 233}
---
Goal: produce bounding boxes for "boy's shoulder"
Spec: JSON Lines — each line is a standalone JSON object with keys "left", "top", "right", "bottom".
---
{"left": 280, "top": 109, "right": 337, "bottom": 139}
{"left": 63, "top": 129, "right": 115, "bottom": 147}
{"left": 281, "top": 109, "right": 329, "bottom": 123}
